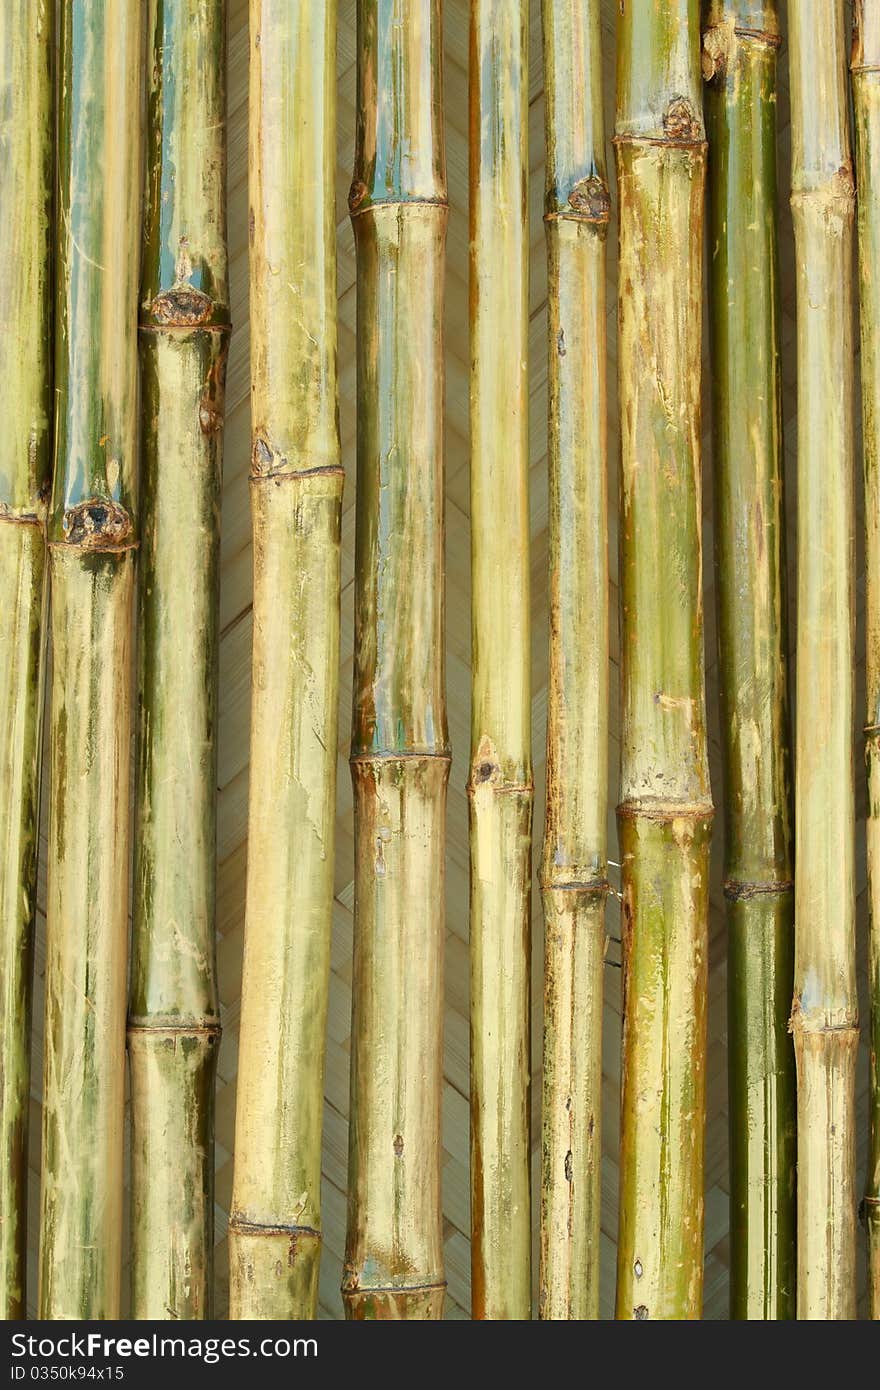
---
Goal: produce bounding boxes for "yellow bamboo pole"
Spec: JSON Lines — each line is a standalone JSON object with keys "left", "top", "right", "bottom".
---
{"left": 853, "top": 0, "right": 880, "bottom": 1317}
{"left": 469, "top": 0, "right": 533, "bottom": 1320}
{"left": 539, "top": 0, "right": 609, "bottom": 1321}
{"left": 229, "top": 0, "right": 342, "bottom": 1319}
{"left": 788, "top": 0, "right": 858, "bottom": 1322}
{"left": 614, "top": 0, "right": 713, "bottom": 1320}
{"left": 343, "top": 0, "right": 448, "bottom": 1321}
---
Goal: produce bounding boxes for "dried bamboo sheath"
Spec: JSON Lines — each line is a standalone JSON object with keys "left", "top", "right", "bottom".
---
{"left": 853, "top": 0, "right": 880, "bottom": 1319}
{"left": 614, "top": 0, "right": 713, "bottom": 1320}
{"left": 229, "top": 0, "right": 342, "bottom": 1319}
{"left": 129, "top": 0, "right": 228, "bottom": 1319}
{"left": 789, "top": 0, "right": 858, "bottom": 1322}
{"left": 539, "top": 0, "right": 608, "bottom": 1322}
{"left": 703, "top": 1, "right": 796, "bottom": 1319}
{"left": 38, "top": 0, "right": 142, "bottom": 1320}
{"left": 0, "top": 0, "right": 53, "bottom": 1320}
{"left": 343, "top": 0, "right": 448, "bottom": 1321}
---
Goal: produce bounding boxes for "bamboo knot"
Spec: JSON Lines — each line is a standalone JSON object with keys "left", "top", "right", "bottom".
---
{"left": 663, "top": 97, "right": 702, "bottom": 144}
{"left": 148, "top": 285, "right": 222, "bottom": 329}
{"left": 60, "top": 497, "right": 132, "bottom": 551}
{"left": 566, "top": 175, "right": 610, "bottom": 223}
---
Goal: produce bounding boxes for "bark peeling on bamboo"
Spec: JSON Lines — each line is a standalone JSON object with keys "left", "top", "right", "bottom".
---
{"left": 614, "top": 0, "right": 713, "bottom": 1321}
{"left": 128, "top": 0, "right": 228, "bottom": 1319}
{"left": 38, "top": 0, "right": 142, "bottom": 1321}
{"left": 229, "top": 0, "right": 342, "bottom": 1320}
{"left": 469, "top": 0, "right": 533, "bottom": 1321}
{"left": 853, "top": 0, "right": 880, "bottom": 1318}
{"left": 343, "top": 0, "right": 448, "bottom": 1321}
{"left": 703, "top": 0, "right": 796, "bottom": 1319}
{"left": 539, "top": 0, "right": 609, "bottom": 1322}
{"left": 0, "top": 0, "right": 53, "bottom": 1320}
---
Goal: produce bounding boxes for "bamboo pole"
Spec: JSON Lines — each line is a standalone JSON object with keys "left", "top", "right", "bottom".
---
{"left": 539, "top": 0, "right": 608, "bottom": 1322}
{"left": 788, "top": 0, "right": 858, "bottom": 1322}
{"left": 228, "top": 0, "right": 342, "bottom": 1320}
{"left": 128, "top": 0, "right": 228, "bottom": 1319}
{"left": 702, "top": 0, "right": 796, "bottom": 1319}
{"left": 856, "top": 2, "right": 880, "bottom": 1319}
{"left": 614, "top": 0, "right": 713, "bottom": 1321}
{"left": 0, "top": 0, "right": 53, "bottom": 1321}
{"left": 343, "top": 0, "right": 448, "bottom": 1322}
{"left": 853, "top": 0, "right": 880, "bottom": 1319}
{"left": 38, "top": 0, "right": 142, "bottom": 1320}
{"left": 469, "top": 0, "right": 532, "bottom": 1321}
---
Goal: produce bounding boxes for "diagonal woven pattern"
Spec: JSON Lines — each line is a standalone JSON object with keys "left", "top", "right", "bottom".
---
{"left": 24, "top": 0, "right": 870, "bottom": 1318}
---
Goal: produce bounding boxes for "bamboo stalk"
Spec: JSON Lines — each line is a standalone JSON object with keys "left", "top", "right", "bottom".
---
{"left": 852, "top": 0, "right": 880, "bottom": 1319}
{"left": 128, "top": 0, "right": 228, "bottom": 1319}
{"left": 539, "top": 0, "right": 608, "bottom": 1322}
{"left": 38, "top": 0, "right": 142, "bottom": 1320}
{"left": 614, "top": 0, "right": 713, "bottom": 1320}
{"left": 343, "top": 0, "right": 448, "bottom": 1322}
{"left": 469, "top": 0, "right": 532, "bottom": 1321}
{"left": 788, "top": 0, "right": 858, "bottom": 1322}
{"left": 228, "top": 0, "right": 342, "bottom": 1320}
{"left": 0, "top": 0, "right": 53, "bottom": 1321}
{"left": 702, "top": 0, "right": 796, "bottom": 1319}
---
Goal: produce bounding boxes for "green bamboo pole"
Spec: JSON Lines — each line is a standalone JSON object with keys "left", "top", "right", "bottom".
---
{"left": 852, "top": 0, "right": 880, "bottom": 1319}
{"left": 38, "top": 0, "right": 142, "bottom": 1320}
{"left": 788, "top": 0, "right": 858, "bottom": 1322}
{"left": 702, "top": 0, "right": 796, "bottom": 1320}
{"left": 343, "top": 0, "right": 448, "bottom": 1321}
{"left": 0, "top": 0, "right": 53, "bottom": 1321}
{"left": 614, "top": 0, "right": 713, "bottom": 1321}
{"left": 539, "top": 0, "right": 608, "bottom": 1322}
{"left": 469, "top": 0, "right": 532, "bottom": 1321}
{"left": 128, "top": 0, "right": 228, "bottom": 1319}
{"left": 228, "top": 0, "right": 342, "bottom": 1320}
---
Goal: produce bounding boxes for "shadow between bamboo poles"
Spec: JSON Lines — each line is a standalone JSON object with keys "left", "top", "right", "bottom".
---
{"left": 0, "top": 1, "right": 53, "bottom": 1320}
{"left": 37, "top": 0, "right": 142, "bottom": 1322}
{"left": 127, "top": 0, "right": 229, "bottom": 1319}
{"left": 852, "top": 0, "right": 880, "bottom": 1318}
{"left": 469, "top": 0, "right": 533, "bottom": 1320}
{"left": 342, "top": 0, "right": 448, "bottom": 1322}
{"left": 613, "top": 0, "right": 713, "bottom": 1321}
{"left": 702, "top": 1, "right": 796, "bottom": 1319}
{"left": 539, "top": 0, "right": 609, "bottom": 1322}
{"left": 228, "top": 0, "right": 342, "bottom": 1320}
{"left": 788, "top": 0, "right": 859, "bottom": 1322}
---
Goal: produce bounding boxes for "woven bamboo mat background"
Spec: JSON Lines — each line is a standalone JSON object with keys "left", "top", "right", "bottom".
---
{"left": 23, "top": 0, "right": 871, "bottom": 1318}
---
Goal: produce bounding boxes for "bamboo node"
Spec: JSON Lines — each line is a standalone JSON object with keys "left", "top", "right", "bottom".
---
{"left": 149, "top": 285, "right": 216, "bottom": 328}
{"left": 567, "top": 175, "right": 610, "bottom": 222}
{"left": 663, "top": 97, "right": 702, "bottom": 144}
{"left": 702, "top": 17, "right": 735, "bottom": 81}
{"left": 348, "top": 179, "right": 368, "bottom": 213}
{"left": 61, "top": 497, "right": 132, "bottom": 550}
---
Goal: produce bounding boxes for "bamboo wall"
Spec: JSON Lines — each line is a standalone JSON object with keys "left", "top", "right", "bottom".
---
{"left": 19, "top": 0, "right": 871, "bottom": 1318}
